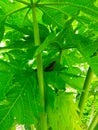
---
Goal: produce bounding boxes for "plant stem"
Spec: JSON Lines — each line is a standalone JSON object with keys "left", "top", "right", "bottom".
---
{"left": 78, "top": 67, "right": 94, "bottom": 118}
{"left": 32, "top": 1, "right": 45, "bottom": 112}
{"left": 31, "top": 1, "right": 47, "bottom": 130}
{"left": 88, "top": 112, "right": 98, "bottom": 130}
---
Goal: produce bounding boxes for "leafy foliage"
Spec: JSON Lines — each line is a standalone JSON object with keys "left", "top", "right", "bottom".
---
{"left": 47, "top": 92, "right": 81, "bottom": 130}
{"left": 0, "top": 0, "right": 98, "bottom": 130}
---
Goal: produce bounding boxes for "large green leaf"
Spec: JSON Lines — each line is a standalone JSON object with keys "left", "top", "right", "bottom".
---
{"left": 45, "top": 85, "right": 56, "bottom": 108}
{"left": 0, "top": 70, "right": 40, "bottom": 130}
{"left": 77, "top": 35, "right": 98, "bottom": 76}
{"left": 47, "top": 92, "right": 82, "bottom": 130}
{"left": 0, "top": 60, "right": 14, "bottom": 100}
{"left": 40, "top": 0, "right": 98, "bottom": 15}
{"left": 0, "top": 0, "right": 26, "bottom": 13}
{"left": 40, "top": 6, "right": 67, "bottom": 28}
{"left": 38, "top": 0, "right": 98, "bottom": 30}
{"left": 0, "top": 0, "right": 97, "bottom": 129}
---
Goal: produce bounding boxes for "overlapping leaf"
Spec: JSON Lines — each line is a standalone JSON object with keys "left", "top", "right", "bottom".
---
{"left": 39, "top": 0, "right": 98, "bottom": 28}
{"left": 0, "top": 0, "right": 26, "bottom": 13}
{"left": 47, "top": 92, "right": 82, "bottom": 130}
{"left": 0, "top": 70, "right": 40, "bottom": 130}
{"left": 77, "top": 35, "right": 98, "bottom": 76}
{"left": 0, "top": 60, "right": 14, "bottom": 100}
{"left": 0, "top": 0, "right": 98, "bottom": 129}
{"left": 45, "top": 71, "right": 65, "bottom": 90}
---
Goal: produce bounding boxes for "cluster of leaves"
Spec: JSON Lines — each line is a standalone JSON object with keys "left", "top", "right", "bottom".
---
{"left": 0, "top": 0, "right": 98, "bottom": 130}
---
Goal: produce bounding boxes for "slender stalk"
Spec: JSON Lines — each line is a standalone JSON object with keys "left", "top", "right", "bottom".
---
{"left": 78, "top": 67, "right": 94, "bottom": 118}
{"left": 31, "top": 1, "right": 47, "bottom": 130}
{"left": 88, "top": 112, "right": 98, "bottom": 130}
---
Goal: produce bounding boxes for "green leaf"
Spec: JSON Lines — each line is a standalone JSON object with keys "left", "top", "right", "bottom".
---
{"left": 47, "top": 92, "right": 82, "bottom": 130}
{"left": 0, "top": 70, "right": 40, "bottom": 129}
{"left": 40, "top": 0, "right": 98, "bottom": 18}
{"left": 0, "top": 71, "right": 13, "bottom": 101}
{"left": 34, "top": 33, "right": 55, "bottom": 56}
{"left": 45, "top": 86, "right": 56, "bottom": 108}
{"left": 6, "top": 8, "right": 31, "bottom": 30}
{"left": 54, "top": 18, "right": 77, "bottom": 49}
{"left": 38, "top": 24, "right": 49, "bottom": 42}
{"left": 0, "top": 0, "right": 97, "bottom": 129}
{"left": 0, "top": 60, "right": 14, "bottom": 100}
{"left": 77, "top": 35, "right": 98, "bottom": 76}
{"left": 59, "top": 72, "right": 84, "bottom": 91}
{"left": 0, "top": 0, "right": 26, "bottom": 13}
{"left": 40, "top": 6, "right": 67, "bottom": 28}
{"left": 94, "top": 123, "right": 98, "bottom": 130}
{"left": 45, "top": 71, "right": 65, "bottom": 90}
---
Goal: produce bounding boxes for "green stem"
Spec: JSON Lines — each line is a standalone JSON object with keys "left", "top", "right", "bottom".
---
{"left": 88, "top": 112, "right": 98, "bottom": 130}
{"left": 32, "top": 2, "right": 45, "bottom": 110}
{"left": 89, "top": 94, "right": 96, "bottom": 124}
{"left": 78, "top": 67, "right": 94, "bottom": 118}
{"left": 31, "top": 1, "right": 47, "bottom": 130}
